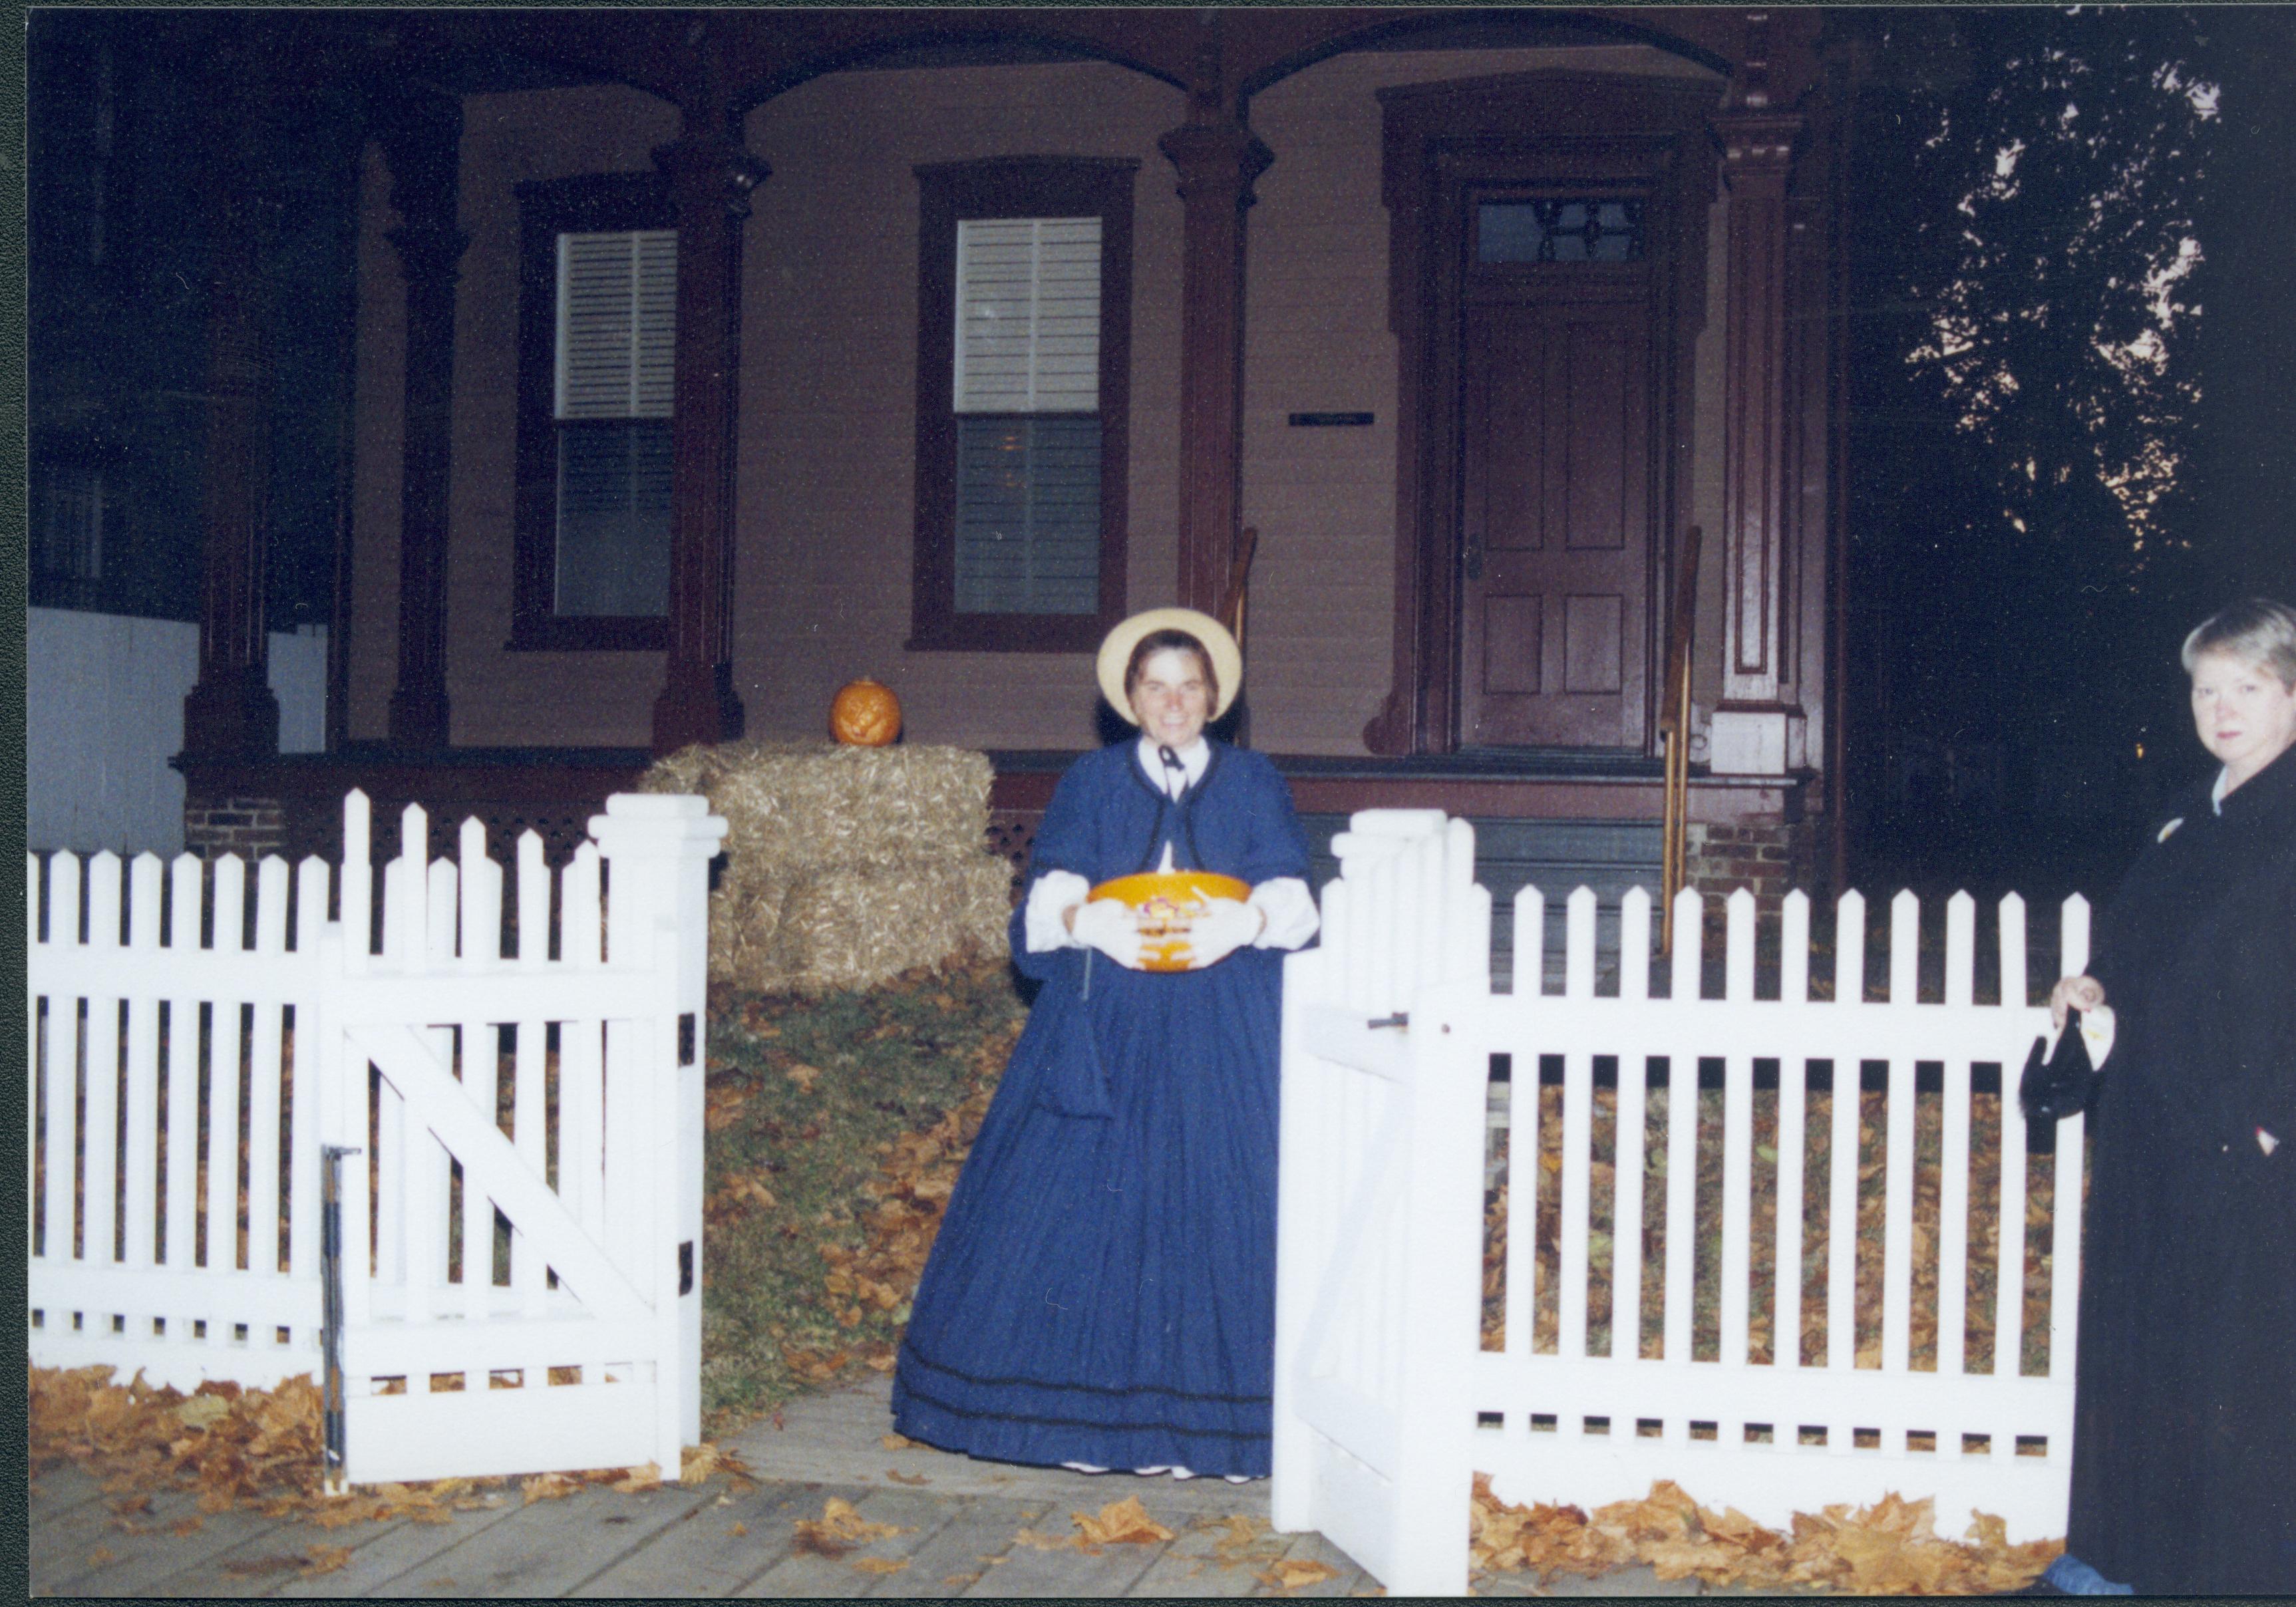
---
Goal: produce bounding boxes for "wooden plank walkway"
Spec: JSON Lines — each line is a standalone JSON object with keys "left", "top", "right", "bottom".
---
{"left": 27, "top": 1375, "right": 1750, "bottom": 1596}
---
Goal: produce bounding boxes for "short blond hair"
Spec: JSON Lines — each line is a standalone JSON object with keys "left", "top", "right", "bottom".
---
{"left": 2181, "top": 597, "right": 2296, "bottom": 689}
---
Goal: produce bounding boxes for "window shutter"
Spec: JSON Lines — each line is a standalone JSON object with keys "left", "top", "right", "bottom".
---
{"left": 556, "top": 229, "right": 677, "bottom": 420}
{"left": 953, "top": 218, "right": 1100, "bottom": 414}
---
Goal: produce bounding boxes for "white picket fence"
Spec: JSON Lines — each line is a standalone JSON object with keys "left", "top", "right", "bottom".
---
{"left": 27, "top": 788, "right": 727, "bottom": 1485}
{"left": 1272, "top": 809, "right": 2088, "bottom": 1596}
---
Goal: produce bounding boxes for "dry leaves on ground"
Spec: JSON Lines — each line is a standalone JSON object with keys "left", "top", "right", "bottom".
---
{"left": 29, "top": 1363, "right": 751, "bottom": 1527}
{"left": 1468, "top": 1475, "right": 2060, "bottom": 1594}
{"left": 790, "top": 1495, "right": 911, "bottom": 1557}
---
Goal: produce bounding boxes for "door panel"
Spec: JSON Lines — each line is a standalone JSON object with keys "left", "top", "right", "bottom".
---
{"left": 1459, "top": 298, "right": 1651, "bottom": 748}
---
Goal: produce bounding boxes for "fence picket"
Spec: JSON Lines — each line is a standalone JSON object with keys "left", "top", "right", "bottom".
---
{"left": 1613, "top": 891, "right": 1650, "bottom": 1358}
{"left": 247, "top": 858, "right": 289, "bottom": 1280}
{"left": 1776, "top": 892, "right": 1809, "bottom": 1367}
{"left": 208, "top": 855, "right": 247, "bottom": 1270}
{"left": 289, "top": 858, "right": 327, "bottom": 1284}
{"left": 1510, "top": 885, "right": 1543, "bottom": 998}
{"left": 1995, "top": 895, "right": 2031, "bottom": 1377}
{"left": 85, "top": 854, "right": 122, "bottom": 1270}
{"left": 1662, "top": 923, "right": 1698, "bottom": 1369}
{"left": 1720, "top": 892, "right": 1755, "bottom": 1370}
{"left": 45, "top": 853, "right": 82, "bottom": 1265}
{"left": 124, "top": 855, "right": 162, "bottom": 1276}
{"left": 343, "top": 790, "right": 371, "bottom": 970}
{"left": 458, "top": 818, "right": 498, "bottom": 1323}
{"left": 164, "top": 855, "right": 202, "bottom": 1277}
{"left": 1880, "top": 893, "right": 1920, "bottom": 1379}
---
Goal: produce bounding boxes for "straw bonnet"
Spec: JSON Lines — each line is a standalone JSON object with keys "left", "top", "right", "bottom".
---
{"left": 1096, "top": 607, "right": 1243, "bottom": 722}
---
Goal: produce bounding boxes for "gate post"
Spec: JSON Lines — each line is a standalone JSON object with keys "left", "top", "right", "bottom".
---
{"left": 591, "top": 794, "right": 729, "bottom": 1474}
{"left": 1386, "top": 984, "right": 1488, "bottom": 1596}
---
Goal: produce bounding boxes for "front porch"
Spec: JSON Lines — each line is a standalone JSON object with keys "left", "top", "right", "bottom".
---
{"left": 182, "top": 743, "right": 1817, "bottom": 987}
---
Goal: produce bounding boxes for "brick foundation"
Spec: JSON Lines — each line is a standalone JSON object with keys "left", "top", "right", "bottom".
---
{"left": 184, "top": 796, "right": 288, "bottom": 861}
{"left": 1684, "top": 819, "right": 1822, "bottom": 907}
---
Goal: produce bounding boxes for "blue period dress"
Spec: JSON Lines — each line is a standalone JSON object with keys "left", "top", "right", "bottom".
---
{"left": 891, "top": 738, "right": 1313, "bottom": 1477}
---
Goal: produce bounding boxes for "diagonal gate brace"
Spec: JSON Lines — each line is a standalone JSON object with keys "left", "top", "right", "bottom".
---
{"left": 348, "top": 1022, "right": 650, "bottom": 1324}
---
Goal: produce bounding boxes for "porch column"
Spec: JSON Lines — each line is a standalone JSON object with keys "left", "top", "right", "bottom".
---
{"left": 375, "top": 88, "right": 468, "bottom": 751}
{"left": 181, "top": 49, "right": 281, "bottom": 761}
{"left": 1159, "top": 98, "right": 1271, "bottom": 615}
{"left": 1708, "top": 65, "right": 1806, "bottom": 777}
{"left": 649, "top": 111, "right": 766, "bottom": 755}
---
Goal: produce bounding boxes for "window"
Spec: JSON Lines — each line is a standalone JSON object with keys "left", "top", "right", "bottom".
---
{"left": 29, "top": 462, "right": 121, "bottom": 611}
{"left": 910, "top": 158, "right": 1136, "bottom": 653}
{"left": 512, "top": 172, "right": 675, "bottom": 651}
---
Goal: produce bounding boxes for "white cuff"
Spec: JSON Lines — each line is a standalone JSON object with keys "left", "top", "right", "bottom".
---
{"left": 1024, "top": 870, "right": 1093, "bottom": 954}
{"left": 1248, "top": 877, "right": 1319, "bottom": 951}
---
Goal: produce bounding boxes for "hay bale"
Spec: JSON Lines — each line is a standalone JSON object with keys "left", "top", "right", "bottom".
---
{"left": 770, "top": 857, "right": 1013, "bottom": 994}
{"left": 641, "top": 739, "right": 1012, "bottom": 994}
{"left": 640, "top": 740, "right": 989, "bottom": 875}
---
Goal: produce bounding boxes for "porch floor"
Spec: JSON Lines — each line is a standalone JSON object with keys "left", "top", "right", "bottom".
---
{"left": 28, "top": 1373, "right": 1808, "bottom": 1597}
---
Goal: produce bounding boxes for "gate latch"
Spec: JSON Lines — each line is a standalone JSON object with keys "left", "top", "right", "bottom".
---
{"left": 1368, "top": 1012, "right": 1409, "bottom": 1030}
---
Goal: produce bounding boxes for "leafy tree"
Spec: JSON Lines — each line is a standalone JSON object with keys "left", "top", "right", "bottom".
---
{"left": 1842, "top": 6, "right": 2218, "bottom": 860}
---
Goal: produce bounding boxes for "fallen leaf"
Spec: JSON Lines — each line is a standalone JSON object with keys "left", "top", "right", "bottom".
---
{"left": 1070, "top": 1494, "right": 1174, "bottom": 1548}
{"left": 887, "top": 1469, "right": 928, "bottom": 1485}
{"left": 881, "top": 1433, "right": 916, "bottom": 1450}
{"left": 792, "top": 1495, "right": 909, "bottom": 1557}
{"left": 727, "top": 1523, "right": 748, "bottom": 1538}
{"left": 169, "top": 1515, "right": 204, "bottom": 1536}
{"left": 786, "top": 1064, "right": 822, "bottom": 1093}
{"left": 1259, "top": 1558, "right": 1343, "bottom": 1591}
{"left": 174, "top": 1394, "right": 232, "bottom": 1430}
{"left": 86, "top": 1548, "right": 117, "bottom": 1568}
{"left": 300, "top": 1544, "right": 353, "bottom": 1577}
{"left": 522, "top": 1472, "right": 580, "bottom": 1505}
{"left": 222, "top": 1554, "right": 306, "bottom": 1578}
{"left": 851, "top": 1556, "right": 909, "bottom": 1575}
{"left": 612, "top": 1464, "right": 663, "bottom": 1494}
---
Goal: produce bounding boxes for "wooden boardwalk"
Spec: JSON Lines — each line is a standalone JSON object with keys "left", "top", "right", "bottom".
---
{"left": 28, "top": 1376, "right": 1727, "bottom": 1597}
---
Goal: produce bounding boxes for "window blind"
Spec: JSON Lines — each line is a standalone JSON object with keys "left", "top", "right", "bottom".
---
{"left": 953, "top": 218, "right": 1100, "bottom": 414}
{"left": 556, "top": 229, "right": 677, "bottom": 420}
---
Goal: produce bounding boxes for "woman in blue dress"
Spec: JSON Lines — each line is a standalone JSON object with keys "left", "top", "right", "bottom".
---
{"left": 892, "top": 607, "right": 1318, "bottom": 1481}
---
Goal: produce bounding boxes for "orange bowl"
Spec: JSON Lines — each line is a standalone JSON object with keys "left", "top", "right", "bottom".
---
{"left": 1087, "top": 871, "right": 1250, "bottom": 972}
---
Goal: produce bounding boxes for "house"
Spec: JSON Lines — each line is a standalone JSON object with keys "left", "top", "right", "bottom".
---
{"left": 163, "top": 8, "right": 1849, "bottom": 929}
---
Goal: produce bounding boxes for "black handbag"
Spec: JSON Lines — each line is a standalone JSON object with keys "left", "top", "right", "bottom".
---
{"left": 2019, "top": 1007, "right": 2100, "bottom": 1122}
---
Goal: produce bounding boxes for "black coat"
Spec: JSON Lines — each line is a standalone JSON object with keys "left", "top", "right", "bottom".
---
{"left": 2062, "top": 742, "right": 2296, "bottom": 1593}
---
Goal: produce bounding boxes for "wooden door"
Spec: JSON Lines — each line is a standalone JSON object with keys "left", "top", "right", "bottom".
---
{"left": 1455, "top": 200, "right": 1655, "bottom": 750}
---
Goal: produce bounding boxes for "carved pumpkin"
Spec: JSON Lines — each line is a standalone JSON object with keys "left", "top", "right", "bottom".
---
{"left": 830, "top": 678, "right": 902, "bottom": 746}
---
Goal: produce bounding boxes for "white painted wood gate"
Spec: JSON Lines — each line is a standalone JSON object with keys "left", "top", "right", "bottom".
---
{"left": 27, "top": 789, "right": 727, "bottom": 1486}
{"left": 1272, "top": 810, "right": 2090, "bottom": 1595}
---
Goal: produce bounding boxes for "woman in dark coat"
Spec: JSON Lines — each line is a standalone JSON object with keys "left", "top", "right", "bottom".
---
{"left": 892, "top": 608, "right": 1317, "bottom": 1481}
{"left": 2038, "top": 598, "right": 2296, "bottom": 1594}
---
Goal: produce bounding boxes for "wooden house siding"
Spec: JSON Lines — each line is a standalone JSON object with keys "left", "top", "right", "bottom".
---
{"left": 735, "top": 63, "right": 1186, "bottom": 751}
{"left": 343, "top": 45, "right": 1779, "bottom": 759}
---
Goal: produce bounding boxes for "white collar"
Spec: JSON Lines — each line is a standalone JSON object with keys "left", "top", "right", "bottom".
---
{"left": 2212, "top": 766, "right": 2230, "bottom": 815}
{"left": 1136, "top": 735, "right": 1210, "bottom": 798}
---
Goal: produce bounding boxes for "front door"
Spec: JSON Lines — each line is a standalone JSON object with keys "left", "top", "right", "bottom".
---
{"left": 1456, "top": 195, "right": 1655, "bottom": 750}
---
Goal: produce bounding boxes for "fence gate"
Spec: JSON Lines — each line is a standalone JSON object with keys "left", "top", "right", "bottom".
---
{"left": 28, "top": 789, "right": 727, "bottom": 1487}
{"left": 1273, "top": 810, "right": 2088, "bottom": 1596}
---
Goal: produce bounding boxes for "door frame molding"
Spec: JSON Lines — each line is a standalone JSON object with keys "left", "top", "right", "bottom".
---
{"left": 1364, "top": 68, "right": 1723, "bottom": 757}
